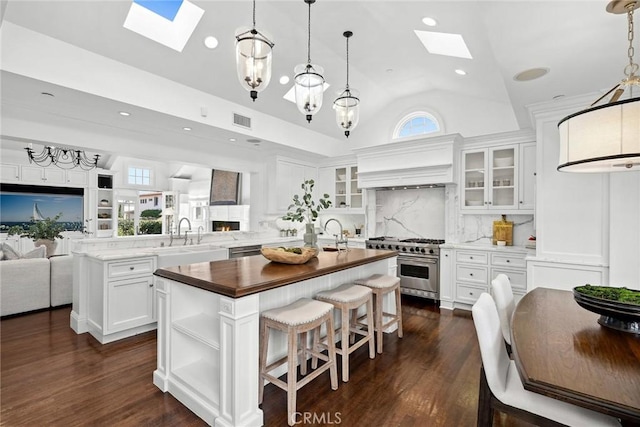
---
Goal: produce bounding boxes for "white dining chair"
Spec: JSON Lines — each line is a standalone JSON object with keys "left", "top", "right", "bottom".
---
{"left": 472, "top": 293, "right": 621, "bottom": 427}
{"left": 490, "top": 274, "right": 514, "bottom": 348}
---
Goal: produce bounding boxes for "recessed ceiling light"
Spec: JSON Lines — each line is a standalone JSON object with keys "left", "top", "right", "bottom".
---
{"left": 513, "top": 67, "right": 549, "bottom": 82}
{"left": 204, "top": 36, "right": 218, "bottom": 49}
{"left": 455, "top": 69, "right": 467, "bottom": 75}
{"left": 40, "top": 92, "right": 54, "bottom": 97}
{"left": 229, "top": 138, "right": 237, "bottom": 142}
{"left": 119, "top": 111, "right": 131, "bottom": 116}
{"left": 183, "top": 126, "right": 192, "bottom": 131}
{"left": 422, "top": 17, "right": 437, "bottom": 27}
{"left": 414, "top": 30, "right": 473, "bottom": 59}
{"left": 279, "top": 75, "right": 290, "bottom": 85}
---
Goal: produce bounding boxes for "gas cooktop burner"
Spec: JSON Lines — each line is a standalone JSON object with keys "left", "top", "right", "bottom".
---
{"left": 367, "top": 236, "right": 395, "bottom": 241}
{"left": 400, "top": 238, "right": 446, "bottom": 245}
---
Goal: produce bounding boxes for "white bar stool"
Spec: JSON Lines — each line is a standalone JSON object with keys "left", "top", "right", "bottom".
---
{"left": 354, "top": 274, "right": 403, "bottom": 354}
{"left": 258, "top": 298, "right": 338, "bottom": 426}
{"left": 315, "top": 283, "right": 375, "bottom": 382}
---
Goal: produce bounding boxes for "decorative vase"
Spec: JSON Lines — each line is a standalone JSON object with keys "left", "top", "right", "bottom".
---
{"left": 303, "top": 223, "right": 318, "bottom": 248}
{"left": 35, "top": 239, "right": 57, "bottom": 257}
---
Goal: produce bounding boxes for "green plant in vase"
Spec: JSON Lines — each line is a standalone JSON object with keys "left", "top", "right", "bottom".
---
{"left": 7, "top": 213, "right": 65, "bottom": 257}
{"left": 282, "top": 179, "right": 332, "bottom": 248}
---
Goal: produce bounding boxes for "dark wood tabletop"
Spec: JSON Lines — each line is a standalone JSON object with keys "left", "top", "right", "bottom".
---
{"left": 511, "top": 287, "right": 640, "bottom": 424}
{"left": 153, "top": 248, "right": 397, "bottom": 298}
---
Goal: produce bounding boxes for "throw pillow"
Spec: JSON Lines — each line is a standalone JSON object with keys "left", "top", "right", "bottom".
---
{"left": 22, "top": 246, "right": 47, "bottom": 259}
{"left": 1, "top": 243, "right": 21, "bottom": 260}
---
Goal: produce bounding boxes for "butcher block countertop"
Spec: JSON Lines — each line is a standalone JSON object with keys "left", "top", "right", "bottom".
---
{"left": 153, "top": 248, "right": 397, "bottom": 298}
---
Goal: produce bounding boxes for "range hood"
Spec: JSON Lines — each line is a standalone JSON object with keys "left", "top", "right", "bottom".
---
{"left": 353, "top": 134, "right": 462, "bottom": 189}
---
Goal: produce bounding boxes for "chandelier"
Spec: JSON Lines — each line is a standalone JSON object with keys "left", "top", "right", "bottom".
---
{"left": 557, "top": 0, "right": 640, "bottom": 172}
{"left": 333, "top": 30, "right": 360, "bottom": 138}
{"left": 25, "top": 145, "right": 100, "bottom": 170}
{"left": 294, "top": 0, "right": 325, "bottom": 123}
{"left": 235, "top": 0, "right": 274, "bottom": 102}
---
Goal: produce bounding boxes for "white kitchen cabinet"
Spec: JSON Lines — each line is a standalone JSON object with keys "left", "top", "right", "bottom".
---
{"left": 317, "top": 164, "right": 365, "bottom": 213}
{"left": 518, "top": 142, "right": 536, "bottom": 210}
{"left": 1, "top": 163, "right": 20, "bottom": 182}
{"left": 66, "top": 169, "right": 88, "bottom": 187}
{"left": 21, "top": 165, "right": 66, "bottom": 185}
{"left": 461, "top": 146, "right": 518, "bottom": 211}
{"left": 272, "top": 157, "right": 317, "bottom": 213}
{"left": 87, "top": 255, "right": 157, "bottom": 343}
{"left": 448, "top": 246, "right": 530, "bottom": 310}
{"left": 439, "top": 248, "right": 454, "bottom": 310}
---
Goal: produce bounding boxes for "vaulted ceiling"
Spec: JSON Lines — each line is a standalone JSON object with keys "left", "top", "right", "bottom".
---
{"left": 0, "top": 0, "right": 630, "bottom": 160}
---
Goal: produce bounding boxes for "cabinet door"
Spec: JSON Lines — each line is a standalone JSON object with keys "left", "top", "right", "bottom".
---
{"left": 489, "top": 146, "right": 517, "bottom": 210}
{"left": 107, "top": 276, "right": 154, "bottom": 333}
{"left": 440, "top": 249, "right": 454, "bottom": 306}
{"left": 21, "top": 166, "right": 45, "bottom": 183}
{"left": 518, "top": 143, "right": 536, "bottom": 210}
{"left": 276, "top": 160, "right": 306, "bottom": 212}
{"left": 348, "top": 166, "right": 363, "bottom": 209}
{"left": 316, "top": 167, "right": 335, "bottom": 206}
{"left": 66, "top": 170, "right": 88, "bottom": 187}
{"left": 1, "top": 163, "right": 20, "bottom": 182}
{"left": 461, "top": 150, "right": 488, "bottom": 209}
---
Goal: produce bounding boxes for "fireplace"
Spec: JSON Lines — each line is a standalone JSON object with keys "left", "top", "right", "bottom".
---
{"left": 212, "top": 221, "right": 240, "bottom": 232}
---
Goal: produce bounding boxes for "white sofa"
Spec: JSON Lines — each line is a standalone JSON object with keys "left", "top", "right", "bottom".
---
{"left": 0, "top": 255, "right": 73, "bottom": 316}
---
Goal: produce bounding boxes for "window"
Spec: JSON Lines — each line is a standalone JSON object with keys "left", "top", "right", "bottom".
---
{"left": 393, "top": 111, "right": 442, "bottom": 140}
{"left": 128, "top": 167, "right": 151, "bottom": 186}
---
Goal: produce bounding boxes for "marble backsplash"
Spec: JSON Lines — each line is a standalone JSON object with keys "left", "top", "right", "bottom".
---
{"left": 373, "top": 187, "right": 534, "bottom": 246}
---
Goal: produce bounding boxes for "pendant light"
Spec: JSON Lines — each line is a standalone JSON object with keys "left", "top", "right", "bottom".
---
{"left": 333, "top": 31, "right": 360, "bottom": 138}
{"left": 235, "top": 0, "right": 274, "bottom": 102}
{"left": 557, "top": 0, "right": 640, "bottom": 172}
{"left": 294, "top": 0, "right": 325, "bottom": 123}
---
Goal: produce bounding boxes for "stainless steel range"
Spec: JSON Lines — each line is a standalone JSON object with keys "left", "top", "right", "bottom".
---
{"left": 365, "top": 236, "right": 444, "bottom": 301}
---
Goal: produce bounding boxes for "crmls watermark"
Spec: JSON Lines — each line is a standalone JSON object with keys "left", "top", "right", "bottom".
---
{"left": 291, "top": 411, "right": 342, "bottom": 425}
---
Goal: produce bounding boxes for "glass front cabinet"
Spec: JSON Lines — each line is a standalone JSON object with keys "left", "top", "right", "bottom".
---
{"left": 462, "top": 146, "right": 518, "bottom": 211}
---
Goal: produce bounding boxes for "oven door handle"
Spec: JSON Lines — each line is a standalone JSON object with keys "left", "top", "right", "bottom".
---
{"left": 397, "top": 257, "right": 438, "bottom": 266}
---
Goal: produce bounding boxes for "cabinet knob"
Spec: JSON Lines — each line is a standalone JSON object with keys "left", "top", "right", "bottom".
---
{"left": 445, "top": 254, "right": 448, "bottom": 257}
{"left": 149, "top": 283, "right": 154, "bottom": 287}
{"left": 129, "top": 266, "right": 134, "bottom": 270}
{"left": 469, "top": 291, "right": 474, "bottom": 295}
{"left": 469, "top": 273, "right": 474, "bottom": 277}
{"left": 519, "top": 201, "right": 523, "bottom": 204}
{"left": 470, "top": 256, "right": 473, "bottom": 259}
{"left": 488, "top": 201, "right": 492, "bottom": 205}
{"left": 506, "top": 259, "right": 510, "bottom": 263}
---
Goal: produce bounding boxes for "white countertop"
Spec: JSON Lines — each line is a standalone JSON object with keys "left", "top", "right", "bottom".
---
{"left": 440, "top": 242, "right": 535, "bottom": 254}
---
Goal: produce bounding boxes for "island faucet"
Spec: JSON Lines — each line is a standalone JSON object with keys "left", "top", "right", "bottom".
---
{"left": 197, "top": 226, "right": 204, "bottom": 244}
{"left": 169, "top": 228, "right": 174, "bottom": 247}
{"left": 324, "top": 218, "right": 349, "bottom": 251}
{"left": 177, "top": 217, "right": 192, "bottom": 245}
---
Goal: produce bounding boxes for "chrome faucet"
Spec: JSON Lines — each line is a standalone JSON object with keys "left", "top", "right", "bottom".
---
{"left": 177, "top": 217, "right": 192, "bottom": 245}
{"left": 169, "top": 228, "right": 174, "bottom": 247}
{"left": 324, "top": 218, "right": 349, "bottom": 251}
{"left": 197, "top": 226, "right": 204, "bottom": 244}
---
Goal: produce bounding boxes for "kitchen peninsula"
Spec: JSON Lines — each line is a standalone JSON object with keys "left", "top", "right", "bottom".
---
{"left": 152, "top": 248, "right": 397, "bottom": 427}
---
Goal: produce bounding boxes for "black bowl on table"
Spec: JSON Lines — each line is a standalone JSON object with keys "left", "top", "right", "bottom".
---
{"left": 573, "top": 286, "right": 640, "bottom": 335}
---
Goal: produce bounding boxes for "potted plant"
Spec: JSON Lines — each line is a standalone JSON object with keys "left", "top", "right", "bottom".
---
{"left": 282, "top": 180, "right": 332, "bottom": 247}
{"left": 7, "top": 213, "right": 65, "bottom": 257}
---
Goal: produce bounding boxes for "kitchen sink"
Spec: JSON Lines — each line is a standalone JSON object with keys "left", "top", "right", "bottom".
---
{"left": 153, "top": 246, "right": 229, "bottom": 267}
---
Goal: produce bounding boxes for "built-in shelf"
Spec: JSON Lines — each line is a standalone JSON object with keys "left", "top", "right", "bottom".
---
{"left": 173, "top": 359, "right": 220, "bottom": 405}
{"left": 172, "top": 314, "right": 220, "bottom": 349}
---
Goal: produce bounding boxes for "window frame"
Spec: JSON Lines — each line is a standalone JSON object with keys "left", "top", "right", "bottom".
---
{"left": 392, "top": 111, "right": 443, "bottom": 141}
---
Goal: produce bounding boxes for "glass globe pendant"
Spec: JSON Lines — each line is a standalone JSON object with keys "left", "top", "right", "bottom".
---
{"left": 333, "top": 31, "right": 360, "bottom": 137}
{"left": 294, "top": 0, "right": 325, "bottom": 123}
{"left": 235, "top": 0, "right": 274, "bottom": 102}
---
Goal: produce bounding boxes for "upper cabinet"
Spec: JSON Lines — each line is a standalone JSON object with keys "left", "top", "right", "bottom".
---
{"left": 460, "top": 131, "right": 535, "bottom": 214}
{"left": 269, "top": 157, "right": 318, "bottom": 213}
{"left": 1, "top": 163, "right": 88, "bottom": 188}
{"left": 317, "top": 163, "right": 365, "bottom": 213}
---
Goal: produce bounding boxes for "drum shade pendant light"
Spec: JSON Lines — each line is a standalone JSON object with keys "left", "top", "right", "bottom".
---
{"left": 334, "top": 31, "right": 360, "bottom": 138}
{"left": 557, "top": 0, "right": 640, "bottom": 172}
{"left": 294, "top": 0, "right": 325, "bottom": 123}
{"left": 235, "top": 0, "right": 274, "bottom": 102}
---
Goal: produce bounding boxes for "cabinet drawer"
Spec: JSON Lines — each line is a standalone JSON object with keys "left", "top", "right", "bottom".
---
{"left": 108, "top": 258, "right": 154, "bottom": 279}
{"left": 456, "top": 251, "right": 488, "bottom": 264}
{"left": 456, "top": 283, "right": 485, "bottom": 304}
{"left": 491, "top": 253, "right": 526, "bottom": 268}
{"left": 456, "top": 264, "right": 488, "bottom": 285}
{"left": 491, "top": 268, "right": 527, "bottom": 290}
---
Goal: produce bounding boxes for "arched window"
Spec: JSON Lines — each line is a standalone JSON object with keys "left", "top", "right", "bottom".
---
{"left": 392, "top": 111, "right": 442, "bottom": 140}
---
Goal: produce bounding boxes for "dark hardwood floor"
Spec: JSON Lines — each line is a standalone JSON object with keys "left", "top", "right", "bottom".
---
{"left": 1, "top": 297, "right": 530, "bottom": 426}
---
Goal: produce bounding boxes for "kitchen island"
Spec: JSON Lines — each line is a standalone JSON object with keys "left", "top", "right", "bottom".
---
{"left": 152, "top": 248, "right": 397, "bottom": 427}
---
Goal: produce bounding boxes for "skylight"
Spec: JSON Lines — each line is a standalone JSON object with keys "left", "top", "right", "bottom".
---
{"left": 282, "top": 83, "right": 330, "bottom": 104}
{"left": 414, "top": 30, "right": 472, "bottom": 59}
{"left": 123, "top": 0, "right": 204, "bottom": 52}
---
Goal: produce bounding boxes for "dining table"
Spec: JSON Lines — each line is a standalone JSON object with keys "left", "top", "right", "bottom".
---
{"left": 511, "top": 287, "right": 640, "bottom": 426}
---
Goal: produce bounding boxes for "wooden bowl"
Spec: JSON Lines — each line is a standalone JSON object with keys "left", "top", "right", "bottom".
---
{"left": 260, "top": 247, "right": 318, "bottom": 264}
